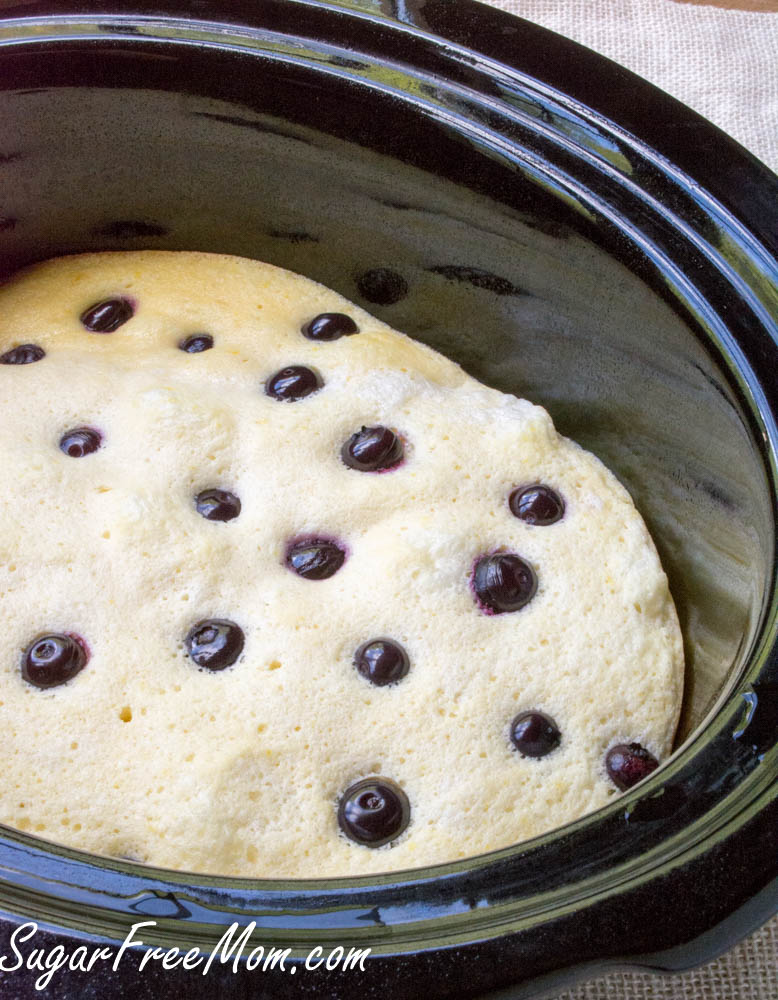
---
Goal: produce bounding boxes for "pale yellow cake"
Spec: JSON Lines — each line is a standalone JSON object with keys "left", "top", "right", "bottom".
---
{"left": 0, "top": 251, "right": 683, "bottom": 877}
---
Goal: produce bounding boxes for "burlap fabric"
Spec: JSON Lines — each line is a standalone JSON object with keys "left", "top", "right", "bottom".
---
{"left": 481, "top": 0, "right": 778, "bottom": 173}
{"left": 553, "top": 916, "right": 778, "bottom": 999}
{"left": 479, "top": 1, "right": 778, "bottom": 996}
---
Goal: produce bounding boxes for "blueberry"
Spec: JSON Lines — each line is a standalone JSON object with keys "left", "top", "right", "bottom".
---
{"left": 509, "top": 484, "right": 565, "bottom": 525}
{"left": 59, "top": 427, "right": 102, "bottom": 458}
{"left": 472, "top": 552, "right": 537, "bottom": 614}
{"left": 80, "top": 297, "right": 134, "bottom": 333}
{"left": 285, "top": 538, "right": 346, "bottom": 580}
{"left": 195, "top": 489, "right": 241, "bottom": 522}
{"left": 265, "top": 365, "right": 322, "bottom": 401}
{"left": 605, "top": 743, "right": 659, "bottom": 790}
{"left": 22, "top": 633, "right": 89, "bottom": 688}
{"left": 179, "top": 333, "right": 214, "bottom": 353}
{"left": 338, "top": 777, "right": 410, "bottom": 846}
{"left": 184, "top": 619, "right": 245, "bottom": 671}
{"left": 510, "top": 711, "right": 561, "bottom": 757}
{"left": 301, "top": 313, "right": 358, "bottom": 341}
{"left": 354, "top": 639, "right": 410, "bottom": 686}
{"left": 341, "top": 426, "right": 404, "bottom": 472}
{"left": 0, "top": 344, "right": 45, "bottom": 364}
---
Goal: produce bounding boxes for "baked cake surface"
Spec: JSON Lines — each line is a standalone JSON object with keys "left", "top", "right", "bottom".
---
{"left": 0, "top": 251, "right": 683, "bottom": 877}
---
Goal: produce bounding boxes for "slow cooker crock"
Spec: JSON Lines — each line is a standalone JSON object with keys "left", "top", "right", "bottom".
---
{"left": 0, "top": 1, "right": 775, "bottom": 997}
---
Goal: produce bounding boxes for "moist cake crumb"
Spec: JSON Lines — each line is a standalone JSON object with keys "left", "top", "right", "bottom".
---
{"left": 0, "top": 251, "right": 683, "bottom": 877}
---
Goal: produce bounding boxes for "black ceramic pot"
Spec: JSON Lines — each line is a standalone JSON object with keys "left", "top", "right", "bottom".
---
{"left": 0, "top": 2, "right": 776, "bottom": 998}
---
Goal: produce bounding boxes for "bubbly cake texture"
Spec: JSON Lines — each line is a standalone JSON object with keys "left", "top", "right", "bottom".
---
{"left": 0, "top": 251, "right": 683, "bottom": 877}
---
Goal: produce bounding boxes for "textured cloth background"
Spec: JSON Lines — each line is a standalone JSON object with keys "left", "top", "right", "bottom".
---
{"left": 478, "top": 2, "right": 778, "bottom": 997}
{"left": 553, "top": 917, "right": 778, "bottom": 1000}
{"left": 481, "top": 0, "right": 778, "bottom": 173}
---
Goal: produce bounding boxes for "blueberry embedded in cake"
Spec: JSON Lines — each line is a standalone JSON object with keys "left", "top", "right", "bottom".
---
{"left": 510, "top": 711, "right": 561, "bottom": 758}
{"left": 605, "top": 742, "right": 660, "bottom": 790}
{"left": 184, "top": 619, "right": 245, "bottom": 671}
{"left": 59, "top": 426, "right": 103, "bottom": 458}
{"left": 354, "top": 638, "right": 410, "bottom": 687}
{"left": 179, "top": 333, "right": 214, "bottom": 353}
{"left": 509, "top": 484, "right": 565, "bottom": 525}
{"left": 80, "top": 296, "right": 134, "bottom": 333}
{"left": 338, "top": 778, "right": 411, "bottom": 847}
{"left": 0, "top": 343, "right": 45, "bottom": 364}
{"left": 341, "top": 425, "right": 404, "bottom": 472}
{"left": 22, "top": 633, "right": 89, "bottom": 689}
{"left": 471, "top": 552, "right": 537, "bottom": 614}
{"left": 0, "top": 251, "right": 683, "bottom": 878}
{"left": 301, "top": 311, "right": 359, "bottom": 341}
{"left": 284, "top": 537, "right": 347, "bottom": 580}
{"left": 194, "top": 488, "right": 242, "bottom": 522}
{"left": 265, "top": 364, "right": 323, "bottom": 402}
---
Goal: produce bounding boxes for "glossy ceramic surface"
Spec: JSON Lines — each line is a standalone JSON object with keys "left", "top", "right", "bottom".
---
{"left": 0, "top": 2, "right": 776, "bottom": 997}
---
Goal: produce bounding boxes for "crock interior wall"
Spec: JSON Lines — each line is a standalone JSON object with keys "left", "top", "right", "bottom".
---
{"left": 0, "top": 42, "right": 771, "bottom": 744}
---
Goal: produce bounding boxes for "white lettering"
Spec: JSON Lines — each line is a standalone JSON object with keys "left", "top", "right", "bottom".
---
{"left": 138, "top": 946, "right": 167, "bottom": 971}
{"left": 202, "top": 921, "right": 256, "bottom": 976}
{"left": 69, "top": 946, "right": 90, "bottom": 973}
{"left": 305, "top": 946, "right": 324, "bottom": 971}
{"left": 325, "top": 946, "right": 344, "bottom": 971}
{"left": 262, "top": 947, "right": 291, "bottom": 972}
{"left": 181, "top": 947, "right": 203, "bottom": 971}
{"left": 0, "top": 921, "right": 369, "bottom": 985}
{"left": 33, "top": 945, "right": 68, "bottom": 991}
{"left": 161, "top": 947, "right": 182, "bottom": 971}
{"left": 245, "top": 945, "right": 264, "bottom": 971}
{"left": 87, "top": 947, "right": 114, "bottom": 972}
{"left": 342, "top": 947, "right": 371, "bottom": 972}
{"left": 27, "top": 947, "right": 46, "bottom": 973}
{"left": 0, "top": 923, "right": 36, "bottom": 973}
{"left": 112, "top": 921, "right": 157, "bottom": 971}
